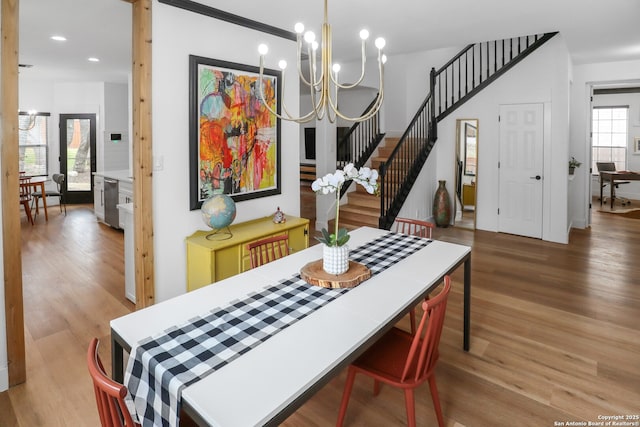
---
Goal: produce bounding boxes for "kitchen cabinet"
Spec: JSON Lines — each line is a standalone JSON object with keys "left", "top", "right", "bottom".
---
{"left": 93, "top": 170, "right": 133, "bottom": 228}
{"left": 185, "top": 216, "right": 310, "bottom": 291}
{"left": 94, "top": 175, "right": 105, "bottom": 221}
{"left": 118, "top": 181, "right": 133, "bottom": 228}
{"left": 117, "top": 203, "right": 135, "bottom": 303}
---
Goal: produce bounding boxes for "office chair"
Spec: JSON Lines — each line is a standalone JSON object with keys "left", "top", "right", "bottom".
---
{"left": 596, "top": 162, "right": 630, "bottom": 206}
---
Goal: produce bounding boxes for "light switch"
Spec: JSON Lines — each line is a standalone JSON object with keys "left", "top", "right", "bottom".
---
{"left": 153, "top": 155, "right": 164, "bottom": 171}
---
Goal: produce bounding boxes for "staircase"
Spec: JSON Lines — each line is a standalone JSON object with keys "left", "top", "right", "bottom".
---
{"left": 330, "top": 137, "right": 400, "bottom": 231}
{"left": 330, "top": 32, "right": 558, "bottom": 231}
{"left": 300, "top": 163, "right": 316, "bottom": 182}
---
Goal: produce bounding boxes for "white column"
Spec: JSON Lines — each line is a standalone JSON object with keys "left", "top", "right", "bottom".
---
{"left": 314, "top": 117, "right": 337, "bottom": 231}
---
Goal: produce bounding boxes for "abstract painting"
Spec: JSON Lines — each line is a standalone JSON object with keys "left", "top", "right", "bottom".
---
{"left": 189, "top": 55, "right": 281, "bottom": 210}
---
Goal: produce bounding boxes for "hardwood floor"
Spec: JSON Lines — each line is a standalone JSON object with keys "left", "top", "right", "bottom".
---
{"left": 1, "top": 205, "right": 133, "bottom": 426}
{"left": 1, "top": 200, "right": 639, "bottom": 426}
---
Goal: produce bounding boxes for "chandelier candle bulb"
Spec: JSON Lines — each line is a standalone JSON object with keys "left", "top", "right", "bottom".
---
{"left": 256, "top": 0, "right": 386, "bottom": 123}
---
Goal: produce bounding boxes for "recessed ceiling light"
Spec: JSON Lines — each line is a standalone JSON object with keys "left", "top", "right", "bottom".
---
{"left": 88, "top": 57, "right": 100, "bottom": 62}
{"left": 50, "top": 35, "right": 67, "bottom": 42}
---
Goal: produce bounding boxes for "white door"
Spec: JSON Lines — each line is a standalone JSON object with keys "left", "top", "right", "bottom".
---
{"left": 498, "top": 103, "right": 544, "bottom": 238}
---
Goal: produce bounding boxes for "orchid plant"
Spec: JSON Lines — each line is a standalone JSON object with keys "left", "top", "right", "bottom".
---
{"left": 311, "top": 163, "right": 379, "bottom": 247}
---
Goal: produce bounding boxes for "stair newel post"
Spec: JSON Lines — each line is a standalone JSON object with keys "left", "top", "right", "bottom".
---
{"left": 429, "top": 68, "right": 437, "bottom": 142}
{"left": 378, "top": 161, "right": 387, "bottom": 229}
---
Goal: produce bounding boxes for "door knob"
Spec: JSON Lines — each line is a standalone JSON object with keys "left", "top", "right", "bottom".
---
{"left": 529, "top": 175, "right": 542, "bottom": 180}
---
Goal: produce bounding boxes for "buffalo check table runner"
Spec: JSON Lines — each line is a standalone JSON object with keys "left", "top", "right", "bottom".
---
{"left": 124, "top": 232, "right": 431, "bottom": 426}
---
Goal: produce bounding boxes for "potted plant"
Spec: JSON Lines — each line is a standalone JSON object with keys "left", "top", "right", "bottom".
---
{"left": 569, "top": 157, "right": 582, "bottom": 175}
{"left": 311, "top": 163, "right": 378, "bottom": 275}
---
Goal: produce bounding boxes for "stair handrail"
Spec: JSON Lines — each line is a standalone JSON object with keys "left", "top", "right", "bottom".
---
{"left": 378, "top": 89, "right": 434, "bottom": 229}
{"left": 433, "top": 32, "right": 558, "bottom": 120}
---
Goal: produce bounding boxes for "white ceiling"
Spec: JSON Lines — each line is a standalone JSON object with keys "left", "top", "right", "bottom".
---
{"left": 18, "top": 0, "right": 640, "bottom": 84}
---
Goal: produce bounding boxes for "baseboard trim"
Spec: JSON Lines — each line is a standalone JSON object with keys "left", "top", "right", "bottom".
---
{"left": 0, "top": 365, "right": 8, "bottom": 392}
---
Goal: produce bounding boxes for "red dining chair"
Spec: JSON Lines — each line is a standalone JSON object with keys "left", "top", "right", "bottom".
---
{"left": 247, "top": 234, "right": 290, "bottom": 268}
{"left": 336, "top": 276, "right": 451, "bottom": 427}
{"left": 394, "top": 217, "right": 435, "bottom": 333}
{"left": 87, "top": 338, "right": 141, "bottom": 427}
{"left": 394, "top": 217, "right": 435, "bottom": 239}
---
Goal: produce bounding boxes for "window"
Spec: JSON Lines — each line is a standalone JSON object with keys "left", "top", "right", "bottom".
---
{"left": 592, "top": 106, "right": 628, "bottom": 172}
{"left": 19, "top": 112, "right": 50, "bottom": 177}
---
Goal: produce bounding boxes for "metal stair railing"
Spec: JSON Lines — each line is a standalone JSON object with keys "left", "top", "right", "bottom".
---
{"left": 378, "top": 89, "right": 435, "bottom": 229}
{"left": 379, "top": 32, "right": 559, "bottom": 229}
{"left": 433, "top": 32, "right": 558, "bottom": 120}
{"left": 336, "top": 95, "right": 386, "bottom": 198}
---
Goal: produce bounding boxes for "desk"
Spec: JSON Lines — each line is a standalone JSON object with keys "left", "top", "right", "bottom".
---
{"left": 600, "top": 171, "right": 640, "bottom": 209}
{"left": 20, "top": 176, "right": 49, "bottom": 221}
{"left": 111, "top": 227, "right": 471, "bottom": 426}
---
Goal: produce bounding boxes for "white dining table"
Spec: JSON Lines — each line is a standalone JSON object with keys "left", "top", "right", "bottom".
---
{"left": 110, "top": 226, "right": 471, "bottom": 426}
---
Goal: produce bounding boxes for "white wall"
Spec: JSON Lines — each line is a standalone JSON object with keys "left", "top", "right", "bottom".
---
{"left": 385, "top": 46, "right": 462, "bottom": 136}
{"left": 104, "top": 82, "right": 130, "bottom": 171}
{"left": 19, "top": 79, "right": 129, "bottom": 190}
{"left": 299, "top": 87, "right": 377, "bottom": 164}
{"left": 394, "top": 35, "right": 572, "bottom": 244}
{"left": 0, "top": 127, "right": 5, "bottom": 392}
{"left": 152, "top": 3, "right": 301, "bottom": 301}
{"left": 569, "top": 59, "right": 640, "bottom": 228}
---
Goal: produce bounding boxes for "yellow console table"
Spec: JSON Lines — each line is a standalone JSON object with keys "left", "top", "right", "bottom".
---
{"left": 186, "top": 216, "right": 310, "bottom": 291}
{"left": 462, "top": 183, "right": 476, "bottom": 207}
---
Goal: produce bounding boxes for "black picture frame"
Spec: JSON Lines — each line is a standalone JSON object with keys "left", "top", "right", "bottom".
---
{"left": 189, "top": 55, "right": 282, "bottom": 210}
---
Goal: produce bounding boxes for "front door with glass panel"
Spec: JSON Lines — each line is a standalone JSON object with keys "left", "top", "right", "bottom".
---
{"left": 60, "top": 114, "right": 97, "bottom": 204}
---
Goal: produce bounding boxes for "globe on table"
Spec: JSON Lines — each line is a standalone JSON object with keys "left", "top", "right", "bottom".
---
{"left": 201, "top": 194, "right": 237, "bottom": 240}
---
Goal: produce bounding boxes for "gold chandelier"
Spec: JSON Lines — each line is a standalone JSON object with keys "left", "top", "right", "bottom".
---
{"left": 257, "top": 0, "right": 386, "bottom": 124}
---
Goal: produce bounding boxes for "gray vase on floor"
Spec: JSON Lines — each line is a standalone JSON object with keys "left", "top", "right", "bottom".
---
{"left": 433, "top": 180, "right": 451, "bottom": 227}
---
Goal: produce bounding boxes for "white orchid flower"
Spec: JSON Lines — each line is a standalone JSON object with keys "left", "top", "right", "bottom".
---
{"left": 310, "top": 164, "right": 379, "bottom": 247}
{"left": 343, "top": 163, "right": 358, "bottom": 179}
{"left": 366, "top": 183, "right": 377, "bottom": 194}
{"left": 363, "top": 167, "right": 374, "bottom": 178}
{"left": 327, "top": 171, "right": 345, "bottom": 188}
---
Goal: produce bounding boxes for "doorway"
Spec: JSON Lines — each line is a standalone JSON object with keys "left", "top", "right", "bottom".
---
{"left": 497, "top": 103, "right": 544, "bottom": 238}
{"left": 59, "top": 113, "right": 97, "bottom": 204}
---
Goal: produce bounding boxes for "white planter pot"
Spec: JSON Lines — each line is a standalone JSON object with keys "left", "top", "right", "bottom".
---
{"left": 323, "top": 244, "right": 350, "bottom": 275}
